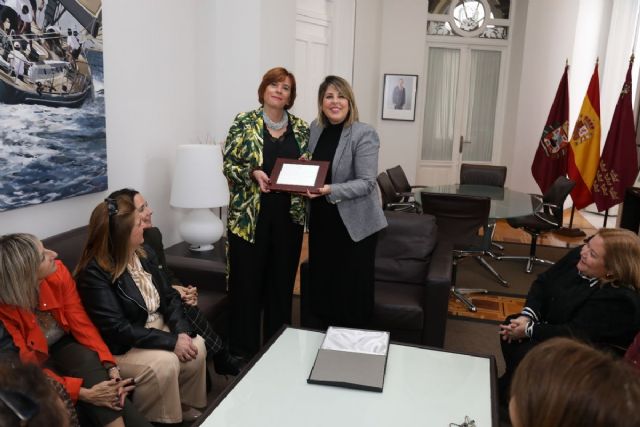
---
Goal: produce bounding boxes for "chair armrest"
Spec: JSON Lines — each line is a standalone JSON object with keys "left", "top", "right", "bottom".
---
{"left": 165, "top": 254, "right": 228, "bottom": 294}
{"left": 421, "top": 240, "right": 453, "bottom": 348}
{"left": 385, "top": 202, "right": 420, "bottom": 213}
{"left": 425, "top": 240, "right": 453, "bottom": 287}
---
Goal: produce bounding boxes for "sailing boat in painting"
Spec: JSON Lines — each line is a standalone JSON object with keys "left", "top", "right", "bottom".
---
{"left": 0, "top": 0, "right": 100, "bottom": 107}
{"left": 0, "top": 0, "right": 106, "bottom": 212}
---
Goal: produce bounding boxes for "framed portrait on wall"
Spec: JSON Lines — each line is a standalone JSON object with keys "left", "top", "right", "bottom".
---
{"left": 381, "top": 74, "right": 418, "bottom": 121}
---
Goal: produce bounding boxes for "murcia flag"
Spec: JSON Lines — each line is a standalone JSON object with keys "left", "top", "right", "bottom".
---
{"left": 593, "top": 57, "right": 639, "bottom": 211}
{"left": 531, "top": 64, "right": 569, "bottom": 193}
{"left": 567, "top": 62, "right": 601, "bottom": 209}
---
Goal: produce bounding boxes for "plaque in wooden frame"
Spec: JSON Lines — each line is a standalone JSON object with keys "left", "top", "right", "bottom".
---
{"left": 269, "top": 158, "right": 330, "bottom": 194}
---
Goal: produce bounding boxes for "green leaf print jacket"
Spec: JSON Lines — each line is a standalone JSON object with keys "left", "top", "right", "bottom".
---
{"left": 223, "top": 107, "right": 310, "bottom": 243}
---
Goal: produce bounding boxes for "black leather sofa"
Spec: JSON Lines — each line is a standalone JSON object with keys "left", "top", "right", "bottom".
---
{"left": 300, "top": 211, "right": 452, "bottom": 348}
{"left": 42, "top": 226, "right": 230, "bottom": 337}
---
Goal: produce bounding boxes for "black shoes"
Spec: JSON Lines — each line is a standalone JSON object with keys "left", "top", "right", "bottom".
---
{"left": 212, "top": 345, "right": 246, "bottom": 376}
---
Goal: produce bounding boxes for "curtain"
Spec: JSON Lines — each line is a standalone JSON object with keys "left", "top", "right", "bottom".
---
{"left": 422, "top": 47, "right": 460, "bottom": 160}
{"left": 463, "top": 49, "right": 501, "bottom": 161}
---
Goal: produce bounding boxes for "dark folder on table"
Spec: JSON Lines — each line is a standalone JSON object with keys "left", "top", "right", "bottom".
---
{"left": 307, "top": 327, "right": 390, "bottom": 392}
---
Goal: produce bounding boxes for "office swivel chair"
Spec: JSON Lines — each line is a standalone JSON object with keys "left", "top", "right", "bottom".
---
{"left": 386, "top": 165, "right": 428, "bottom": 195}
{"left": 421, "top": 192, "right": 491, "bottom": 312}
{"left": 377, "top": 172, "right": 421, "bottom": 213}
{"left": 459, "top": 163, "right": 507, "bottom": 187}
{"left": 498, "top": 176, "right": 575, "bottom": 273}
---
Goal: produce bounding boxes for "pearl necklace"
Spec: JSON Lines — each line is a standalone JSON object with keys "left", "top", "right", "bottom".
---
{"left": 263, "top": 111, "right": 288, "bottom": 130}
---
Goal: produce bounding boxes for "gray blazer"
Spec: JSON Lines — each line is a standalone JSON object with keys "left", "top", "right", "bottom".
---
{"left": 309, "top": 119, "right": 387, "bottom": 242}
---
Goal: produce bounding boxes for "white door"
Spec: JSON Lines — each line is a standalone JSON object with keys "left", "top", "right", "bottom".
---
{"left": 417, "top": 44, "right": 506, "bottom": 185}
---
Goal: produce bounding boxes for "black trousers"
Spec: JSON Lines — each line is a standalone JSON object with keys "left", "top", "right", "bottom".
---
{"left": 498, "top": 314, "right": 536, "bottom": 403}
{"left": 227, "top": 195, "right": 303, "bottom": 358}
{"left": 183, "top": 304, "right": 224, "bottom": 357}
{"left": 47, "top": 335, "right": 151, "bottom": 427}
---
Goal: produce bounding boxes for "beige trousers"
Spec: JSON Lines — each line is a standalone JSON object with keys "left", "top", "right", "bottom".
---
{"left": 115, "top": 316, "right": 207, "bottom": 423}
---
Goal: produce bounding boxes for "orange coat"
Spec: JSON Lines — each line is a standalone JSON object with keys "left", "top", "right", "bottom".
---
{"left": 0, "top": 260, "right": 115, "bottom": 403}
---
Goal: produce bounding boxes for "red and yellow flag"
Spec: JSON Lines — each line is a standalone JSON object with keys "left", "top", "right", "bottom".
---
{"left": 593, "top": 57, "right": 639, "bottom": 211}
{"left": 567, "top": 62, "right": 601, "bottom": 209}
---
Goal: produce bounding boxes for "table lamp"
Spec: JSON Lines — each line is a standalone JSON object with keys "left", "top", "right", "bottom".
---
{"left": 170, "top": 144, "right": 229, "bottom": 251}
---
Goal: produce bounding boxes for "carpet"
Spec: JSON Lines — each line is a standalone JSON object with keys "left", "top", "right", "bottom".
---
{"left": 449, "top": 242, "right": 571, "bottom": 322}
{"left": 455, "top": 242, "right": 571, "bottom": 296}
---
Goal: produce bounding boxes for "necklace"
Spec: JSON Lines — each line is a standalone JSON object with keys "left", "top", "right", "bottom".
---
{"left": 263, "top": 110, "right": 288, "bottom": 130}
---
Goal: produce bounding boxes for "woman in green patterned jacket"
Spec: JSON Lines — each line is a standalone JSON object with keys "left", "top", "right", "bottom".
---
{"left": 223, "top": 67, "right": 309, "bottom": 359}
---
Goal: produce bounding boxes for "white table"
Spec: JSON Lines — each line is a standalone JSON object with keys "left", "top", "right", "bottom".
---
{"left": 196, "top": 327, "right": 497, "bottom": 427}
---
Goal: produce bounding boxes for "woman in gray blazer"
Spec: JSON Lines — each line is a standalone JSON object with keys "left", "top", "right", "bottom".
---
{"left": 306, "top": 75, "right": 387, "bottom": 327}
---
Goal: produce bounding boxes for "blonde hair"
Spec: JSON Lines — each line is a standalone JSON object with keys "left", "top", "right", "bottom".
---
{"left": 0, "top": 233, "right": 41, "bottom": 309}
{"left": 596, "top": 228, "right": 640, "bottom": 290}
{"left": 316, "top": 75, "right": 359, "bottom": 127}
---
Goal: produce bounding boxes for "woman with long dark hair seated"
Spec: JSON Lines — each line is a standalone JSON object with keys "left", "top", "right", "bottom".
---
{"left": 75, "top": 196, "right": 207, "bottom": 424}
{"left": 108, "top": 187, "right": 243, "bottom": 376}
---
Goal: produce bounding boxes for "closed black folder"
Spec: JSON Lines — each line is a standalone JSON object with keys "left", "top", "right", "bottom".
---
{"left": 307, "top": 327, "right": 390, "bottom": 392}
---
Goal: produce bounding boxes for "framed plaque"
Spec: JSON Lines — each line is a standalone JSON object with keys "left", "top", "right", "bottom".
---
{"left": 269, "top": 158, "right": 330, "bottom": 193}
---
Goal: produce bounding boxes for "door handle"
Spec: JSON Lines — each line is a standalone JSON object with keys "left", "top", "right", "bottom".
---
{"left": 459, "top": 136, "right": 472, "bottom": 153}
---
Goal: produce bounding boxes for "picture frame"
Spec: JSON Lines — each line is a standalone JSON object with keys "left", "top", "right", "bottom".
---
{"left": 269, "top": 158, "right": 330, "bottom": 193}
{"left": 381, "top": 74, "right": 418, "bottom": 121}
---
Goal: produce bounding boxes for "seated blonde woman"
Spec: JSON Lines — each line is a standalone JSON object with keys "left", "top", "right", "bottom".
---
{"left": 0, "top": 233, "right": 148, "bottom": 427}
{"left": 75, "top": 196, "right": 207, "bottom": 424}
{"left": 499, "top": 228, "right": 640, "bottom": 401}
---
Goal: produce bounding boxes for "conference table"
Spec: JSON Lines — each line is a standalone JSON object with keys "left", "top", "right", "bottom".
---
{"left": 194, "top": 327, "right": 498, "bottom": 426}
{"left": 417, "top": 184, "right": 541, "bottom": 286}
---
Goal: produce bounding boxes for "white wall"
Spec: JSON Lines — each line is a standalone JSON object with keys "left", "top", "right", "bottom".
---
{"left": 352, "top": 0, "right": 382, "bottom": 126}
{"left": 0, "top": 0, "right": 201, "bottom": 241}
{"left": 0, "top": 0, "right": 304, "bottom": 244}
{"left": 508, "top": 0, "right": 611, "bottom": 194}
{"left": 2, "top": 0, "right": 636, "bottom": 241}
{"left": 372, "top": 0, "right": 427, "bottom": 179}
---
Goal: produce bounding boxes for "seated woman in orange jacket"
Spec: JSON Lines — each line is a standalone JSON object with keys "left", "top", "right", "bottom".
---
{"left": 0, "top": 233, "right": 151, "bottom": 427}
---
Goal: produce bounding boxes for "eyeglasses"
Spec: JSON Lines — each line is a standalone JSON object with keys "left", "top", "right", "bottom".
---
{"left": 0, "top": 389, "right": 39, "bottom": 426}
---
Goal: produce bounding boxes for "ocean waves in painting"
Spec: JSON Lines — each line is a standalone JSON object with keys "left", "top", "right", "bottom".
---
{"left": 0, "top": 76, "right": 106, "bottom": 212}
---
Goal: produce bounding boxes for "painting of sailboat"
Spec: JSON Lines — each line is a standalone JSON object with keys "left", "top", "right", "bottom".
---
{"left": 0, "top": 0, "right": 106, "bottom": 211}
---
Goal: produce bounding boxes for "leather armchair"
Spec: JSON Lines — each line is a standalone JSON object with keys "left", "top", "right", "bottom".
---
{"left": 300, "top": 211, "right": 452, "bottom": 348}
{"left": 42, "top": 226, "right": 230, "bottom": 337}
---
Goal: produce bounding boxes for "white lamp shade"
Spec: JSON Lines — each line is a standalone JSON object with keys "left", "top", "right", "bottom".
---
{"left": 170, "top": 144, "right": 229, "bottom": 208}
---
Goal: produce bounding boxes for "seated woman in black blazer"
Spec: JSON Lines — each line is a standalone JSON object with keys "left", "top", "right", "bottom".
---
{"left": 107, "top": 188, "right": 243, "bottom": 377}
{"left": 75, "top": 196, "right": 208, "bottom": 424}
{"left": 498, "top": 228, "right": 640, "bottom": 401}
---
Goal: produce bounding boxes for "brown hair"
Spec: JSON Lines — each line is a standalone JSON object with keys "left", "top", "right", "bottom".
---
{"left": 0, "top": 233, "right": 41, "bottom": 309}
{"left": 0, "top": 361, "right": 71, "bottom": 427}
{"left": 510, "top": 337, "right": 640, "bottom": 427}
{"left": 75, "top": 195, "right": 144, "bottom": 281}
{"left": 316, "top": 75, "right": 359, "bottom": 127}
{"left": 596, "top": 228, "right": 640, "bottom": 290}
{"left": 257, "top": 67, "right": 297, "bottom": 109}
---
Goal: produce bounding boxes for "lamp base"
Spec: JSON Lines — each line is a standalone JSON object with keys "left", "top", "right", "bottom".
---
{"left": 178, "top": 208, "right": 223, "bottom": 252}
{"left": 188, "top": 243, "right": 215, "bottom": 252}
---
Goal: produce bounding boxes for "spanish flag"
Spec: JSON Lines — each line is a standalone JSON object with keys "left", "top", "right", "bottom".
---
{"left": 567, "top": 62, "right": 601, "bottom": 209}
